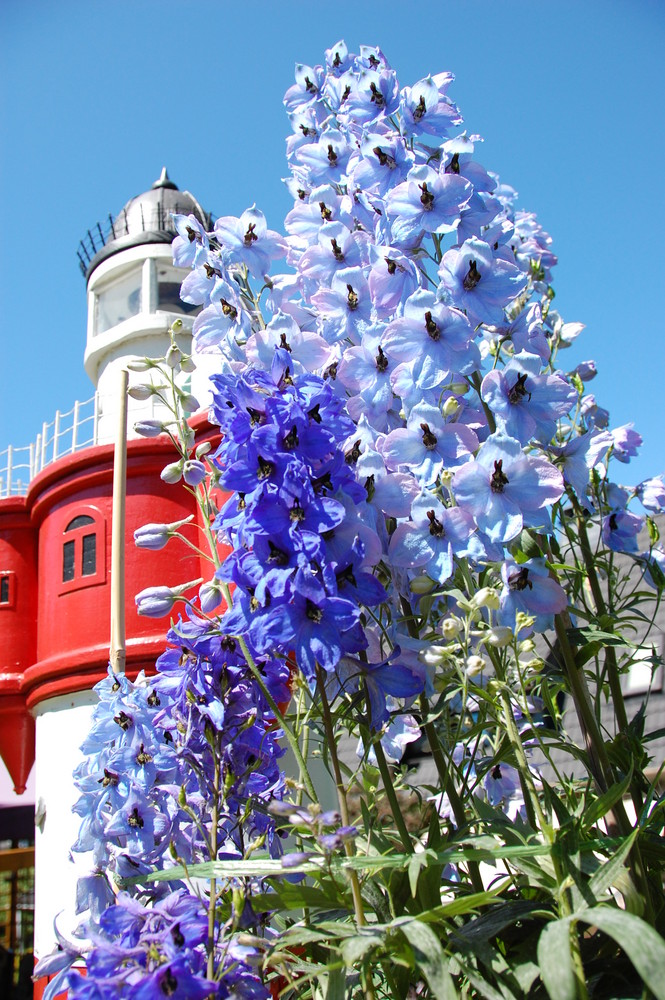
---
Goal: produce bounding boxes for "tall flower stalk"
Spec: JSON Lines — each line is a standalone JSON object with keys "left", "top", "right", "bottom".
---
{"left": 37, "top": 40, "right": 665, "bottom": 1000}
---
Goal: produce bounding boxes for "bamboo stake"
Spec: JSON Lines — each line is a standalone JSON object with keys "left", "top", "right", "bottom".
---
{"left": 110, "top": 369, "right": 128, "bottom": 675}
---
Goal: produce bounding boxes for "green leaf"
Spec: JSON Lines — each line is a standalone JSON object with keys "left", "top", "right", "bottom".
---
{"left": 399, "top": 920, "right": 457, "bottom": 1000}
{"left": 582, "top": 766, "right": 633, "bottom": 828}
{"left": 586, "top": 828, "right": 639, "bottom": 904}
{"left": 537, "top": 917, "right": 576, "bottom": 1000}
{"left": 408, "top": 850, "right": 433, "bottom": 898}
{"left": 340, "top": 930, "right": 384, "bottom": 966}
{"left": 577, "top": 907, "right": 665, "bottom": 999}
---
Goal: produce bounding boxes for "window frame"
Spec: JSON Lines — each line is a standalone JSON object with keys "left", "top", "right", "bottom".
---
{"left": 58, "top": 507, "right": 106, "bottom": 595}
{"left": 0, "top": 571, "right": 16, "bottom": 610}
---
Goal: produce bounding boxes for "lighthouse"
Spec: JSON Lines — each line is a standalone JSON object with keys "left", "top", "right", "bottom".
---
{"left": 0, "top": 171, "right": 217, "bottom": 994}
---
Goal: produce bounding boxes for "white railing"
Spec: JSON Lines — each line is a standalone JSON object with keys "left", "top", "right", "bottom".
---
{"left": 0, "top": 395, "right": 99, "bottom": 499}
{"left": 0, "top": 393, "right": 163, "bottom": 499}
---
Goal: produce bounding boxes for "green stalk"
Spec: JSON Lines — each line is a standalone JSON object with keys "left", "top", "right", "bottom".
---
{"left": 219, "top": 583, "right": 317, "bottom": 801}
{"left": 316, "top": 668, "right": 368, "bottom": 929}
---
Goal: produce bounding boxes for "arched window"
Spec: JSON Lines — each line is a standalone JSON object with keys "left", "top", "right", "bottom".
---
{"left": 59, "top": 508, "right": 106, "bottom": 594}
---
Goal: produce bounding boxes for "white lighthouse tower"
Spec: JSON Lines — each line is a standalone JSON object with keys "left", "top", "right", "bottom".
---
{"left": 80, "top": 167, "right": 211, "bottom": 440}
{"left": 27, "top": 171, "right": 216, "bottom": 993}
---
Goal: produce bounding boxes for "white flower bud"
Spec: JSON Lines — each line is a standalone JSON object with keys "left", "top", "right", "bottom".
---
{"left": 410, "top": 575, "right": 436, "bottom": 594}
{"left": 441, "top": 616, "right": 462, "bottom": 640}
{"left": 128, "top": 383, "right": 157, "bottom": 401}
{"left": 127, "top": 358, "right": 156, "bottom": 372}
{"left": 161, "top": 460, "right": 184, "bottom": 484}
{"left": 180, "top": 355, "right": 196, "bottom": 373}
{"left": 449, "top": 381, "right": 469, "bottom": 395}
{"left": 442, "top": 396, "right": 460, "bottom": 418}
{"left": 196, "top": 441, "right": 212, "bottom": 459}
{"left": 471, "top": 587, "right": 500, "bottom": 611}
{"left": 486, "top": 626, "right": 513, "bottom": 648}
{"left": 465, "top": 655, "right": 486, "bottom": 677}
{"left": 180, "top": 393, "right": 200, "bottom": 414}
{"left": 420, "top": 644, "right": 449, "bottom": 666}
{"left": 166, "top": 345, "right": 183, "bottom": 369}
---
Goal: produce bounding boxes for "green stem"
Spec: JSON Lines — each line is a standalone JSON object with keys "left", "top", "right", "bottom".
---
{"left": 316, "top": 668, "right": 368, "bottom": 930}
{"left": 207, "top": 752, "right": 220, "bottom": 981}
{"left": 370, "top": 723, "right": 414, "bottom": 855}
{"left": 219, "top": 584, "right": 317, "bottom": 801}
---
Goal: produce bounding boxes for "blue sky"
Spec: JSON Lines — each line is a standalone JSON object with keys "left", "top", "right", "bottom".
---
{"left": 1, "top": 0, "right": 663, "bottom": 487}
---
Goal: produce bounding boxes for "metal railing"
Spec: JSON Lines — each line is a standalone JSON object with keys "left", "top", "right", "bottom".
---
{"left": 0, "top": 395, "right": 99, "bottom": 498}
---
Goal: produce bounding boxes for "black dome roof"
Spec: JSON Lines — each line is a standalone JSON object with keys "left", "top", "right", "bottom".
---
{"left": 78, "top": 169, "right": 211, "bottom": 281}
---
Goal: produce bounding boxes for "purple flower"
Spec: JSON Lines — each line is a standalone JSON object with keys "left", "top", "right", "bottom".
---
{"left": 452, "top": 433, "right": 564, "bottom": 543}
{"left": 602, "top": 509, "right": 644, "bottom": 553}
{"left": 214, "top": 206, "right": 286, "bottom": 278}
{"left": 386, "top": 164, "right": 472, "bottom": 244}
{"left": 481, "top": 351, "right": 576, "bottom": 444}
{"left": 438, "top": 237, "right": 527, "bottom": 326}
{"left": 499, "top": 558, "right": 567, "bottom": 633}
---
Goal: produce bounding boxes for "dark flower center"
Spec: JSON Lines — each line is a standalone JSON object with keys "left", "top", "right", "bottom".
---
{"left": 419, "top": 182, "right": 435, "bottom": 210}
{"left": 308, "top": 403, "right": 322, "bottom": 423}
{"left": 508, "top": 567, "right": 532, "bottom": 591}
{"left": 364, "top": 474, "right": 375, "bottom": 501}
{"left": 369, "top": 81, "right": 385, "bottom": 106}
{"left": 386, "top": 257, "right": 397, "bottom": 274}
{"left": 185, "top": 226, "right": 197, "bottom": 243}
{"left": 244, "top": 223, "right": 258, "bottom": 245}
{"left": 268, "top": 541, "right": 290, "bottom": 566}
{"left": 463, "top": 260, "right": 481, "bottom": 290}
{"left": 290, "top": 502, "right": 306, "bottom": 523}
{"left": 346, "top": 284, "right": 359, "bottom": 310}
{"left": 490, "top": 459, "right": 509, "bottom": 493}
{"left": 345, "top": 439, "right": 362, "bottom": 464}
{"left": 221, "top": 298, "right": 237, "bottom": 319}
{"left": 319, "top": 201, "right": 332, "bottom": 221}
{"left": 171, "top": 925, "right": 185, "bottom": 947}
{"left": 323, "top": 361, "right": 338, "bottom": 380}
{"left": 161, "top": 969, "right": 178, "bottom": 997}
{"left": 420, "top": 422, "right": 438, "bottom": 450}
{"left": 147, "top": 690, "right": 160, "bottom": 707}
{"left": 114, "top": 711, "right": 132, "bottom": 731}
{"left": 373, "top": 146, "right": 396, "bottom": 169}
{"left": 375, "top": 345, "right": 389, "bottom": 372}
{"left": 257, "top": 456, "right": 274, "bottom": 480}
{"left": 304, "top": 76, "right": 317, "bottom": 94}
{"left": 297, "top": 188, "right": 307, "bottom": 200}
{"left": 449, "top": 153, "right": 460, "bottom": 174}
{"left": 341, "top": 85, "right": 351, "bottom": 102}
{"left": 136, "top": 744, "right": 153, "bottom": 766}
{"left": 424, "top": 310, "right": 440, "bottom": 341}
{"left": 333, "top": 51, "right": 342, "bottom": 68}
{"left": 427, "top": 509, "right": 445, "bottom": 537}
{"left": 221, "top": 635, "right": 236, "bottom": 651}
{"left": 331, "top": 238, "right": 344, "bottom": 261}
{"left": 327, "top": 144, "right": 338, "bottom": 165}
{"left": 413, "top": 94, "right": 427, "bottom": 121}
{"left": 283, "top": 425, "right": 299, "bottom": 450}
{"left": 306, "top": 600, "right": 323, "bottom": 623}
{"left": 128, "top": 807, "right": 144, "bottom": 829}
{"left": 299, "top": 124, "right": 315, "bottom": 136}
{"left": 100, "top": 769, "right": 119, "bottom": 787}
{"left": 507, "top": 372, "right": 530, "bottom": 404}
{"left": 369, "top": 54, "right": 380, "bottom": 68}
{"left": 279, "top": 332, "right": 292, "bottom": 353}
{"left": 491, "top": 764, "right": 502, "bottom": 780}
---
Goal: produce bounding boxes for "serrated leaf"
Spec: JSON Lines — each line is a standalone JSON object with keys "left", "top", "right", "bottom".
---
{"left": 399, "top": 920, "right": 456, "bottom": 1000}
{"left": 577, "top": 907, "right": 665, "bottom": 999}
{"left": 537, "top": 917, "right": 576, "bottom": 1000}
